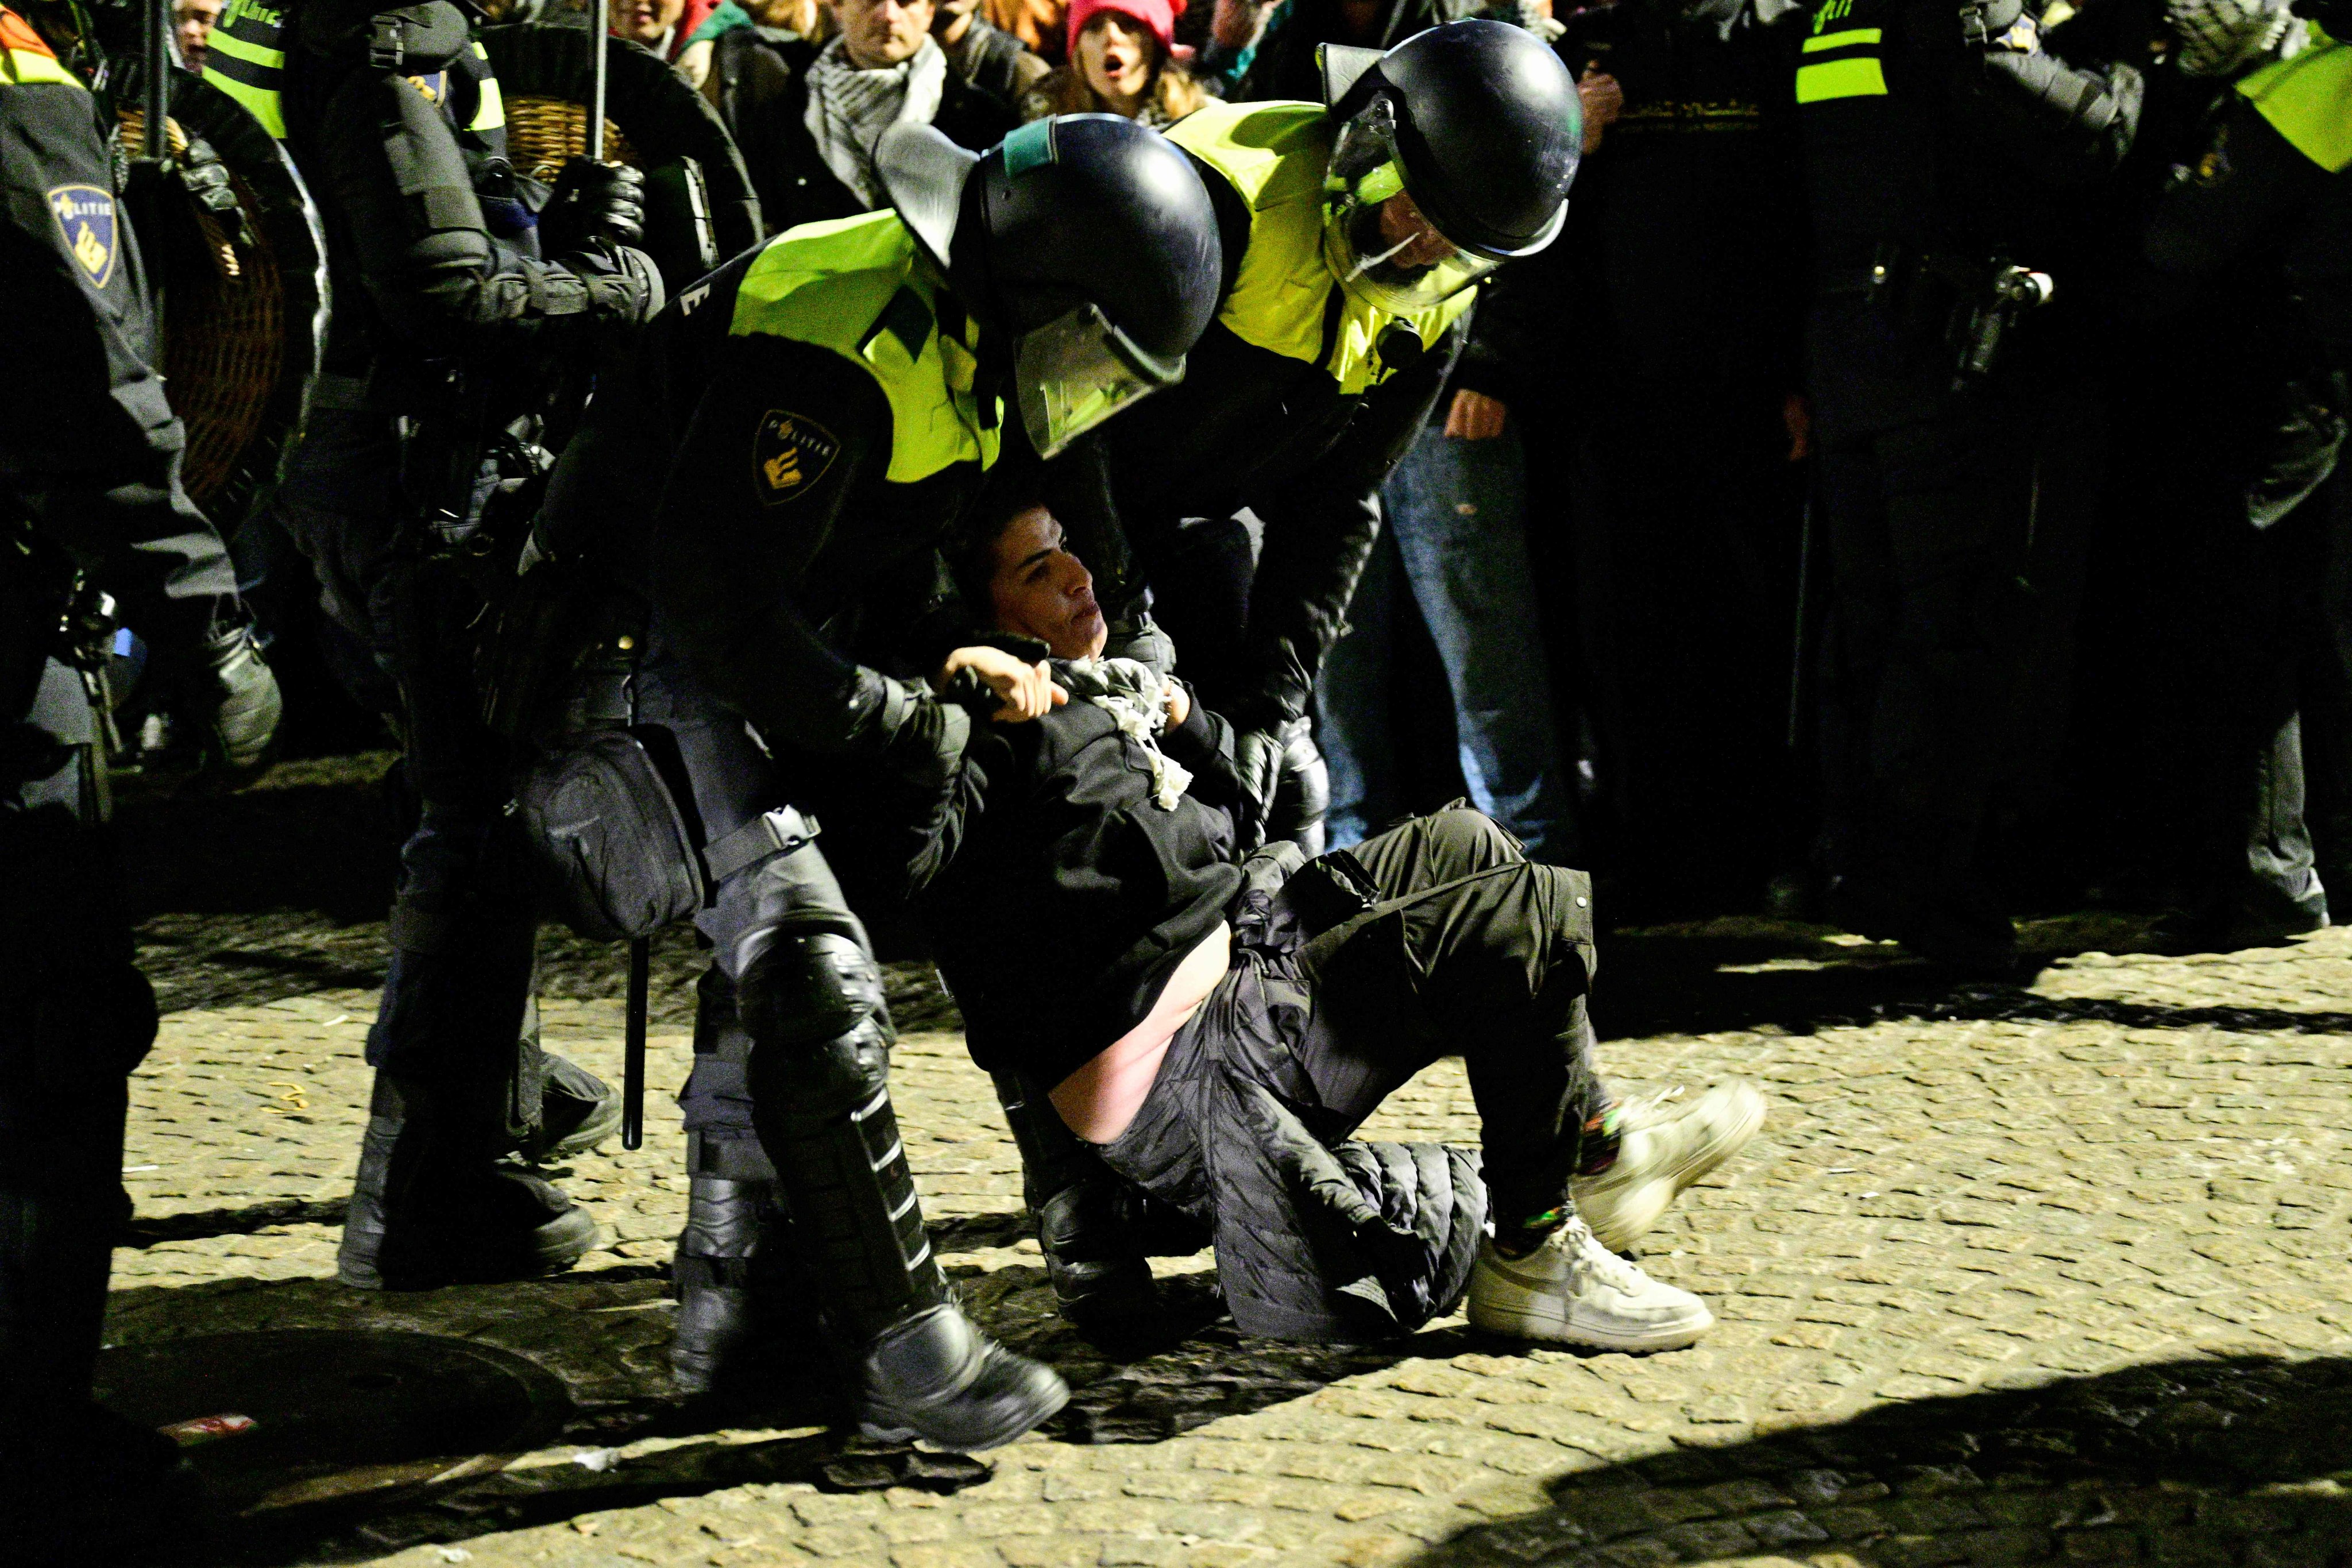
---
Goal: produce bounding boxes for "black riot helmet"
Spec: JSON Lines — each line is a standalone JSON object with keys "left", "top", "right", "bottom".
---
{"left": 1319, "top": 21, "right": 1581, "bottom": 312}
{"left": 878, "top": 115, "right": 1222, "bottom": 459}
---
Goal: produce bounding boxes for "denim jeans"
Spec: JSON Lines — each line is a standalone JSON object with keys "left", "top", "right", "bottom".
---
{"left": 1315, "top": 426, "right": 1575, "bottom": 862}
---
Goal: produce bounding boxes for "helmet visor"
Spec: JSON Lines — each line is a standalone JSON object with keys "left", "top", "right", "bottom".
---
{"left": 1014, "top": 303, "right": 1185, "bottom": 459}
{"left": 1322, "top": 101, "right": 1504, "bottom": 314}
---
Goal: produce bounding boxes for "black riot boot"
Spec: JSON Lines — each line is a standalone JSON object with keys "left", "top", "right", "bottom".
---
{"left": 507, "top": 1000, "right": 624, "bottom": 1165}
{"left": 337, "top": 1067, "right": 603, "bottom": 1289}
{"left": 670, "top": 1134, "right": 813, "bottom": 1397}
{"left": 992, "top": 1070, "right": 1160, "bottom": 1325}
{"left": 746, "top": 932, "right": 1066, "bottom": 1450}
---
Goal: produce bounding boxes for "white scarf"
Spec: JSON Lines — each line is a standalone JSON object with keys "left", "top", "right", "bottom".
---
{"left": 802, "top": 36, "right": 949, "bottom": 210}
{"left": 1061, "top": 657, "right": 1194, "bottom": 811}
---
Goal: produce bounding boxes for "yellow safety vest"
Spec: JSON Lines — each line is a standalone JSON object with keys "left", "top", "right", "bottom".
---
{"left": 203, "top": 0, "right": 505, "bottom": 142}
{"left": 728, "top": 209, "right": 1003, "bottom": 485}
{"left": 1166, "top": 99, "right": 1474, "bottom": 397}
{"left": 2238, "top": 27, "right": 2352, "bottom": 174}
{"left": 0, "top": 5, "right": 80, "bottom": 88}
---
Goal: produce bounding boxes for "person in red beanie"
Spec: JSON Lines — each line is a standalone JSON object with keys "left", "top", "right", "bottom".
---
{"left": 1021, "top": 0, "right": 1207, "bottom": 125}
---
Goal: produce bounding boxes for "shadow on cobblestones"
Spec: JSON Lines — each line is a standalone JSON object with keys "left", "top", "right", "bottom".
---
{"left": 1407, "top": 1353, "right": 2352, "bottom": 1567}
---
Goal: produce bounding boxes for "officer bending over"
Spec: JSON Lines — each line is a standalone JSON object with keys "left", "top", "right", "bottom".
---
{"left": 204, "top": 0, "right": 662, "bottom": 1289}
{"left": 906, "top": 494, "right": 1768, "bottom": 1347}
{"left": 1068, "top": 20, "right": 1582, "bottom": 859}
{"left": 529, "top": 114, "right": 1223, "bottom": 1445}
{"left": 2, "top": 1, "right": 280, "bottom": 1548}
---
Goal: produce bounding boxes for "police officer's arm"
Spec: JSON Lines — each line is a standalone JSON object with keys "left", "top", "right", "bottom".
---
{"left": 305, "top": 5, "right": 648, "bottom": 349}
{"left": 1231, "top": 325, "right": 1462, "bottom": 731}
{"left": 0, "top": 47, "right": 238, "bottom": 669}
{"left": 1915, "top": 3, "right": 2142, "bottom": 183}
{"left": 650, "top": 333, "right": 963, "bottom": 769}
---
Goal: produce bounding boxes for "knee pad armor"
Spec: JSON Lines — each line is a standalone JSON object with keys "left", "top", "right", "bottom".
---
{"left": 740, "top": 930, "right": 895, "bottom": 1123}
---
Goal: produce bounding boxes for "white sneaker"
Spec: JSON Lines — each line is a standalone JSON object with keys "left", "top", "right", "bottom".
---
{"left": 1571, "top": 1080, "right": 1766, "bottom": 1253}
{"left": 1466, "top": 1216, "right": 1714, "bottom": 1351}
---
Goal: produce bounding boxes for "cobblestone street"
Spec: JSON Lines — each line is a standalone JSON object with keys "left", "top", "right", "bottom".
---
{"left": 100, "top": 759, "right": 2352, "bottom": 1567}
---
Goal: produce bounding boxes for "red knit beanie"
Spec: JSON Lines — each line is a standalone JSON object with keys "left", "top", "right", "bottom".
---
{"left": 1064, "top": 0, "right": 1185, "bottom": 59}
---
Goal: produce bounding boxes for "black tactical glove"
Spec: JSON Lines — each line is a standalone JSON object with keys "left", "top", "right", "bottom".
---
{"left": 542, "top": 157, "right": 647, "bottom": 254}
{"left": 576, "top": 242, "right": 666, "bottom": 329}
{"left": 1265, "top": 716, "right": 1330, "bottom": 857}
{"left": 1232, "top": 725, "right": 1285, "bottom": 852}
{"left": 177, "top": 621, "right": 282, "bottom": 776}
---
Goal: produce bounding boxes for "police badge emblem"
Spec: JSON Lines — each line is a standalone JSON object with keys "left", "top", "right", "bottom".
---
{"left": 753, "top": 411, "right": 842, "bottom": 505}
{"left": 46, "top": 184, "right": 117, "bottom": 288}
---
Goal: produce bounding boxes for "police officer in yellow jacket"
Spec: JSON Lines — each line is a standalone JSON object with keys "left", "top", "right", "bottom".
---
{"left": 1797, "top": 0, "right": 2142, "bottom": 970}
{"left": 2, "top": 1, "right": 280, "bottom": 1548}
{"left": 204, "top": 0, "right": 663, "bottom": 1292}
{"left": 998, "top": 20, "right": 1582, "bottom": 1324}
{"left": 1066, "top": 22, "right": 1581, "bottom": 860}
{"left": 533, "top": 113, "right": 1223, "bottom": 1445}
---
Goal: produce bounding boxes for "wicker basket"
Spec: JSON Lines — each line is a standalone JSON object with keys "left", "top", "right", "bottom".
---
{"left": 502, "top": 94, "right": 639, "bottom": 184}
{"left": 118, "top": 109, "right": 284, "bottom": 513}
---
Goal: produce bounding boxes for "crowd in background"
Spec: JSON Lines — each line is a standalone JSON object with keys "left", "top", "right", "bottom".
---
{"left": 168, "top": 0, "right": 2352, "bottom": 957}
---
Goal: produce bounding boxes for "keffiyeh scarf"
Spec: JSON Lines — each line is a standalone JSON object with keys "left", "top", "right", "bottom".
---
{"left": 1061, "top": 656, "right": 1194, "bottom": 810}
{"left": 802, "top": 36, "right": 948, "bottom": 208}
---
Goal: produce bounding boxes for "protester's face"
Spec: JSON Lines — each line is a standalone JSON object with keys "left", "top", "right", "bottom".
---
{"left": 610, "top": 0, "right": 686, "bottom": 46}
{"left": 1077, "top": 13, "right": 1156, "bottom": 107}
{"left": 833, "top": 0, "right": 938, "bottom": 67}
{"left": 989, "top": 509, "right": 1106, "bottom": 660}
{"left": 174, "top": 0, "right": 223, "bottom": 69}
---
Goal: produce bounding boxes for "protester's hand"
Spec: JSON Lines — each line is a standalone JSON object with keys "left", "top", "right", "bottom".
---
{"left": 1164, "top": 680, "right": 1192, "bottom": 729}
{"left": 937, "top": 645, "right": 1068, "bottom": 723}
{"left": 1577, "top": 69, "right": 1622, "bottom": 153}
{"left": 1782, "top": 392, "right": 1813, "bottom": 463}
{"left": 1445, "top": 389, "right": 1509, "bottom": 441}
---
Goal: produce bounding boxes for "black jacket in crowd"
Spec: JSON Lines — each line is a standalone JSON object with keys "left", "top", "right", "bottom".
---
{"left": 907, "top": 674, "right": 1248, "bottom": 1084}
{"left": 701, "top": 27, "right": 1017, "bottom": 238}
{"left": 2, "top": 6, "right": 238, "bottom": 721}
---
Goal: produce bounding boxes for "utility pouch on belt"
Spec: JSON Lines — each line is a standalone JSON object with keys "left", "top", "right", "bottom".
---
{"left": 516, "top": 728, "right": 706, "bottom": 941}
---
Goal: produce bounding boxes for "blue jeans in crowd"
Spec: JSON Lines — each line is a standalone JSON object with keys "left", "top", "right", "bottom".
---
{"left": 1316, "top": 425, "right": 1577, "bottom": 863}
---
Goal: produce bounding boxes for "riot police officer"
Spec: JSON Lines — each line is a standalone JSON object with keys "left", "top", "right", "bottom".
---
{"left": 1076, "top": 20, "right": 1579, "bottom": 858}
{"left": 202, "top": 0, "right": 662, "bottom": 1288}
{"left": 1017, "top": 19, "right": 1581, "bottom": 1322}
{"left": 1797, "top": 0, "right": 2141, "bottom": 969}
{"left": 2, "top": 1, "right": 280, "bottom": 1547}
{"left": 529, "top": 113, "right": 1223, "bottom": 1444}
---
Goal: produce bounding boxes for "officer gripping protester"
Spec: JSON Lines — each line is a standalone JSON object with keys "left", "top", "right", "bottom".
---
{"left": 515, "top": 110, "right": 1225, "bottom": 1445}
{"left": 1002, "top": 17, "right": 1585, "bottom": 1324}
{"left": 2, "top": 0, "right": 280, "bottom": 1549}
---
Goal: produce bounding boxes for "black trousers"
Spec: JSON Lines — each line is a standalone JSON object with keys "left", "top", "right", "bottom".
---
{"left": 1809, "top": 296, "right": 2033, "bottom": 928}
{"left": 1100, "top": 806, "right": 1602, "bottom": 1341}
{"left": 1, "top": 663, "right": 157, "bottom": 1420}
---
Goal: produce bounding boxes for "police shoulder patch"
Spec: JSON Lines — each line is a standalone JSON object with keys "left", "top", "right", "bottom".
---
{"left": 47, "top": 184, "right": 117, "bottom": 289}
{"left": 753, "top": 410, "right": 842, "bottom": 505}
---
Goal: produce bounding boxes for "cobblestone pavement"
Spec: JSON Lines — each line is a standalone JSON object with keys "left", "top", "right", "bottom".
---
{"left": 98, "top": 763, "right": 2352, "bottom": 1568}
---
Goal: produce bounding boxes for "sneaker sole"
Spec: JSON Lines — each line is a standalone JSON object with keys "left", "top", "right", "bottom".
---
{"left": 1576, "top": 1087, "right": 1767, "bottom": 1253}
{"left": 1466, "top": 1299, "right": 1714, "bottom": 1353}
